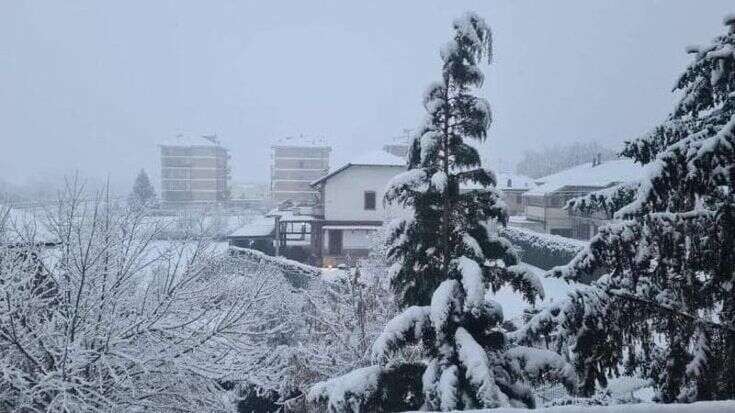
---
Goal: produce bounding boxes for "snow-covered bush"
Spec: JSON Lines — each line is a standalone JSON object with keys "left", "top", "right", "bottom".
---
{"left": 529, "top": 15, "right": 735, "bottom": 403}
{"left": 0, "top": 183, "right": 293, "bottom": 412}
{"left": 230, "top": 236, "right": 398, "bottom": 411}
{"left": 502, "top": 227, "right": 585, "bottom": 273}
{"left": 308, "top": 13, "right": 574, "bottom": 411}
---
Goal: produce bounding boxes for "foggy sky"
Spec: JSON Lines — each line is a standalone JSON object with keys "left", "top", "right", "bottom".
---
{"left": 1, "top": 1, "right": 732, "bottom": 192}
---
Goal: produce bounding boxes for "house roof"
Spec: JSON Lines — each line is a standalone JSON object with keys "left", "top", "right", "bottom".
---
{"left": 310, "top": 150, "right": 406, "bottom": 186}
{"left": 272, "top": 135, "right": 330, "bottom": 148}
{"left": 525, "top": 159, "right": 644, "bottom": 196}
{"left": 159, "top": 134, "right": 222, "bottom": 147}
{"left": 229, "top": 216, "right": 275, "bottom": 238}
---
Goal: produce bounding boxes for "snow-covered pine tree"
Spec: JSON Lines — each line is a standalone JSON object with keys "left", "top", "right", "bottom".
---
{"left": 521, "top": 15, "right": 735, "bottom": 403}
{"left": 129, "top": 168, "right": 157, "bottom": 207}
{"left": 308, "top": 12, "right": 575, "bottom": 412}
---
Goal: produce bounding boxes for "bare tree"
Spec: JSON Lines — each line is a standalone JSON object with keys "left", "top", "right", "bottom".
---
{"left": 0, "top": 180, "right": 290, "bottom": 412}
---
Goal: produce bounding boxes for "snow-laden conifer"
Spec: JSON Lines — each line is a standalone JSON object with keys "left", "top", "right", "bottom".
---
{"left": 308, "top": 12, "right": 574, "bottom": 411}
{"left": 520, "top": 15, "right": 735, "bottom": 403}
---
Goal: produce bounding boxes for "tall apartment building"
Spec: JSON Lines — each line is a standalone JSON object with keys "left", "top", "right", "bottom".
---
{"left": 160, "top": 135, "right": 230, "bottom": 208}
{"left": 270, "top": 136, "right": 330, "bottom": 205}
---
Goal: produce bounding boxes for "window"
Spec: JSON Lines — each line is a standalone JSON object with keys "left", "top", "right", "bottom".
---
{"left": 364, "top": 191, "right": 376, "bottom": 210}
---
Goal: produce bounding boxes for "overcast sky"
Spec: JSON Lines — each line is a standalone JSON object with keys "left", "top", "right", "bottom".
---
{"left": 1, "top": 1, "right": 732, "bottom": 191}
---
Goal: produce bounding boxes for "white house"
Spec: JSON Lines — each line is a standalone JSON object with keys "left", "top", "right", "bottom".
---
{"left": 522, "top": 159, "right": 644, "bottom": 238}
{"left": 310, "top": 150, "right": 406, "bottom": 266}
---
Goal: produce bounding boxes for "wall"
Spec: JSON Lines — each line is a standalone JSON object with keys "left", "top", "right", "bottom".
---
{"left": 323, "top": 165, "right": 404, "bottom": 222}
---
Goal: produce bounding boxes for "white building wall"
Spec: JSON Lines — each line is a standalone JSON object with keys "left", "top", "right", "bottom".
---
{"left": 342, "top": 229, "right": 375, "bottom": 249}
{"left": 323, "top": 165, "right": 405, "bottom": 222}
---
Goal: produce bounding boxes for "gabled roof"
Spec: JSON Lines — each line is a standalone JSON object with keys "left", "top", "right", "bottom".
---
{"left": 525, "top": 159, "right": 644, "bottom": 196}
{"left": 311, "top": 150, "right": 406, "bottom": 186}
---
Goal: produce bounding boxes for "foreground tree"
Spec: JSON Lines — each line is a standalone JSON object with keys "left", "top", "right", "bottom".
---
{"left": 0, "top": 182, "right": 291, "bottom": 411}
{"left": 129, "top": 168, "right": 157, "bottom": 207}
{"left": 520, "top": 15, "right": 735, "bottom": 402}
{"left": 309, "top": 12, "right": 574, "bottom": 412}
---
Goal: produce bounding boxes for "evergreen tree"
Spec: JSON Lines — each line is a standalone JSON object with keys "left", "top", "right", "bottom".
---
{"left": 129, "top": 169, "right": 157, "bottom": 207}
{"left": 521, "top": 15, "right": 735, "bottom": 403}
{"left": 309, "top": 12, "right": 574, "bottom": 411}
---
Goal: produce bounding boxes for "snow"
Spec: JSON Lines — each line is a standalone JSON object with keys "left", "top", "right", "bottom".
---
{"left": 507, "top": 264, "right": 546, "bottom": 302}
{"left": 413, "top": 400, "right": 735, "bottom": 412}
{"left": 350, "top": 149, "right": 406, "bottom": 166}
{"left": 526, "top": 159, "right": 645, "bottom": 196}
{"left": 430, "top": 280, "right": 461, "bottom": 333}
{"left": 605, "top": 376, "right": 651, "bottom": 398}
{"left": 439, "top": 365, "right": 460, "bottom": 411}
{"left": 455, "top": 257, "right": 485, "bottom": 313}
{"left": 505, "top": 346, "right": 577, "bottom": 390}
{"left": 420, "top": 131, "right": 441, "bottom": 163}
{"left": 228, "top": 216, "right": 274, "bottom": 237}
{"left": 371, "top": 305, "right": 430, "bottom": 361}
{"left": 272, "top": 135, "right": 329, "bottom": 148}
{"left": 455, "top": 327, "right": 509, "bottom": 408}
{"left": 431, "top": 170, "right": 448, "bottom": 191}
{"left": 386, "top": 169, "right": 429, "bottom": 193}
{"left": 462, "top": 233, "right": 484, "bottom": 258}
{"left": 313, "top": 150, "right": 406, "bottom": 186}
{"left": 492, "top": 263, "right": 574, "bottom": 320}
{"left": 306, "top": 365, "right": 382, "bottom": 412}
{"left": 0, "top": 206, "right": 56, "bottom": 244}
{"left": 159, "top": 133, "right": 222, "bottom": 147}
{"left": 228, "top": 245, "right": 321, "bottom": 280}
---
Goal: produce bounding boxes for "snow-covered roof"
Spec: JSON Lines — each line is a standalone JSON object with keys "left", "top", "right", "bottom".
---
{"left": 266, "top": 208, "right": 318, "bottom": 222}
{"left": 229, "top": 216, "right": 275, "bottom": 238}
{"left": 311, "top": 150, "right": 406, "bottom": 186}
{"left": 525, "top": 159, "right": 644, "bottom": 196}
{"left": 160, "top": 134, "right": 222, "bottom": 147}
{"left": 272, "top": 135, "right": 330, "bottom": 148}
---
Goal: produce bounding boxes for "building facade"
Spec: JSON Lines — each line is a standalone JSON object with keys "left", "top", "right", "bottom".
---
{"left": 159, "top": 135, "right": 229, "bottom": 209}
{"left": 310, "top": 150, "right": 406, "bottom": 266}
{"left": 270, "top": 137, "right": 330, "bottom": 205}
{"left": 521, "top": 159, "right": 644, "bottom": 239}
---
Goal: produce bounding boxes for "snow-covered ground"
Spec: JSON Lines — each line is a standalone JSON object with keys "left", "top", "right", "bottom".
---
{"left": 492, "top": 263, "right": 574, "bottom": 320}
{"left": 416, "top": 400, "right": 735, "bottom": 413}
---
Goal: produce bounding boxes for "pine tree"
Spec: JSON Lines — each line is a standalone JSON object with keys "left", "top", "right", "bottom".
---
{"left": 308, "top": 12, "right": 574, "bottom": 412}
{"left": 129, "top": 169, "right": 157, "bottom": 207}
{"left": 523, "top": 15, "right": 735, "bottom": 403}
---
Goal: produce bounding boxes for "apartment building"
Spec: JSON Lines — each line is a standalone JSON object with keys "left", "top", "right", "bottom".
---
{"left": 270, "top": 136, "right": 330, "bottom": 204}
{"left": 522, "top": 158, "right": 643, "bottom": 238}
{"left": 159, "top": 135, "right": 229, "bottom": 209}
